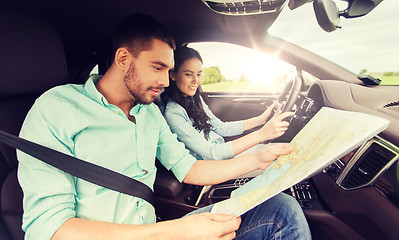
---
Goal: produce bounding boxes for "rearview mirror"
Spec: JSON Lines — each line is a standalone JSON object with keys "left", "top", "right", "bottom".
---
{"left": 342, "top": 0, "right": 383, "bottom": 18}
{"left": 313, "top": 0, "right": 340, "bottom": 32}
{"left": 313, "top": 0, "right": 383, "bottom": 32}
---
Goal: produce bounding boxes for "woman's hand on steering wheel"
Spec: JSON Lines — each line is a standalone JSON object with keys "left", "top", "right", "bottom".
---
{"left": 259, "top": 111, "right": 295, "bottom": 141}
{"left": 258, "top": 102, "right": 277, "bottom": 125}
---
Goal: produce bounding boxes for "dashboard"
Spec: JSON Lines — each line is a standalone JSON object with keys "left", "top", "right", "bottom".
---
{"left": 298, "top": 81, "right": 399, "bottom": 208}
{"left": 293, "top": 80, "right": 399, "bottom": 239}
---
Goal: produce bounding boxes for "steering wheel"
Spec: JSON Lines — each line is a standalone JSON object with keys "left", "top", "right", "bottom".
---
{"left": 274, "top": 72, "right": 302, "bottom": 113}
{"left": 264, "top": 73, "right": 302, "bottom": 143}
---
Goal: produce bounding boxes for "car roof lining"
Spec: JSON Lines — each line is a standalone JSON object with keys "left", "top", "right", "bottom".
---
{"left": 1, "top": 0, "right": 281, "bottom": 50}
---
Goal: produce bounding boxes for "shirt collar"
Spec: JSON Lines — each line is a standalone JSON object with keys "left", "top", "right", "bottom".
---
{"left": 84, "top": 75, "right": 109, "bottom": 106}
{"left": 130, "top": 104, "right": 144, "bottom": 115}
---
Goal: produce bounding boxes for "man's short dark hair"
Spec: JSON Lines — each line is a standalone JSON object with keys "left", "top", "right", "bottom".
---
{"left": 112, "top": 13, "right": 176, "bottom": 57}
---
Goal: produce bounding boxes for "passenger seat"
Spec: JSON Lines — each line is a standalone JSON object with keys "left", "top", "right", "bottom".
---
{"left": 0, "top": 8, "right": 68, "bottom": 240}
{"left": 0, "top": 7, "right": 186, "bottom": 239}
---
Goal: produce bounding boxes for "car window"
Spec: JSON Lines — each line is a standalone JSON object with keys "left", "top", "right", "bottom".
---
{"left": 188, "top": 42, "right": 316, "bottom": 93}
{"left": 268, "top": 0, "right": 399, "bottom": 86}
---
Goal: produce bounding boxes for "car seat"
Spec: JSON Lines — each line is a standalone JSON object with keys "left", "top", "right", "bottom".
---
{"left": 0, "top": 7, "right": 69, "bottom": 240}
{"left": 0, "top": 7, "right": 185, "bottom": 239}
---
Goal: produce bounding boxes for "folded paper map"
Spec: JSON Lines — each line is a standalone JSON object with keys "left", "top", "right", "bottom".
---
{"left": 211, "top": 107, "right": 390, "bottom": 216}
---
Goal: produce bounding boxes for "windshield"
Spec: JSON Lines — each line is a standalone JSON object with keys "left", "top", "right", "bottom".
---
{"left": 268, "top": 0, "right": 399, "bottom": 85}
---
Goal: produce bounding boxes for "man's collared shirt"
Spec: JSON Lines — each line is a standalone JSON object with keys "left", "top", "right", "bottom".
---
{"left": 17, "top": 75, "right": 196, "bottom": 240}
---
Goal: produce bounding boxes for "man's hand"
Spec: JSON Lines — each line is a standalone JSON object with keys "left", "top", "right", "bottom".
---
{"left": 175, "top": 213, "right": 241, "bottom": 240}
{"left": 259, "top": 111, "right": 294, "bottom": 140}
{"left": 256, "top": 143, "right": 293, "bottom": 170}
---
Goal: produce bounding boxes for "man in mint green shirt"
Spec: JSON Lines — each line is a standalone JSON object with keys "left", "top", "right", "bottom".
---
{"left": 17, "top": 13, "right": 307, "bottom": 240}
{"left": 18, "top": 74, "right": 197, "bottom": 239}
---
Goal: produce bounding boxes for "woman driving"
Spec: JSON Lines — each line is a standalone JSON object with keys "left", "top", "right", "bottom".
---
{"left": 161, "top": 46, "right": 294, "bottom": 162}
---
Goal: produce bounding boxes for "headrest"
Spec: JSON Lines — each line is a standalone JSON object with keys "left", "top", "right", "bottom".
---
{"left": 0, "top": 8, "right": 67, "bottom": 97}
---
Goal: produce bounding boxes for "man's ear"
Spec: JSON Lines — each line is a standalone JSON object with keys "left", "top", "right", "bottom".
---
{"left": 169, "top": 71, "right": 176, "bottom": 81}
{"left": 114, "top": 47, "right": 131, "bottom": 71}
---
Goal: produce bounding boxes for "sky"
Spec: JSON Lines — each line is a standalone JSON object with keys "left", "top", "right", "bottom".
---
{"left": 189, "top": 0, "right": 399, "bottom": 81}
{"left": 269, "top": 0, "right": 399, "bottom": 74}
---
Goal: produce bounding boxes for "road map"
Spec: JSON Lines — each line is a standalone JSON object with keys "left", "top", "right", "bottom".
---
{"left": 211, "top": 107, "right": 390, "bottom": 216}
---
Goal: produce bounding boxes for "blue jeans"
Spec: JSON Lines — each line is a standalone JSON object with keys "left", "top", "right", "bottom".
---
{"left": 186, "top": 193, "right": 311, "bottom": 240}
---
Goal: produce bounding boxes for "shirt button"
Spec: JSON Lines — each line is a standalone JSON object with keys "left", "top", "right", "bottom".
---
{"left": 115, "top": 110, "right": 120, "bottom": 114}
{"left": 140, "top": 178, "right": 143, "bottom": 182}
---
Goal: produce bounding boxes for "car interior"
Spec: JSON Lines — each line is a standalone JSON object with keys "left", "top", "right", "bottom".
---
{"left": 1, "top": 0, "right": 398, "bottom": 239}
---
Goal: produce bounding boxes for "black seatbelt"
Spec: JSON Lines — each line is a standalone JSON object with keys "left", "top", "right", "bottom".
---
{"left": 0, "top": 130, "right": 154, "bottom": 206}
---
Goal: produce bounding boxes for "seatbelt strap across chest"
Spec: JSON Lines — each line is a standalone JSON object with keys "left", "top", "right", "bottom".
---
{"left": 0, "top": 130, "right": 154, "bottom": 206}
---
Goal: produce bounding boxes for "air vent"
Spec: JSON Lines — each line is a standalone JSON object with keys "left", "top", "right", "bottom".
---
{"left": 202, "top": 0, "right": 286, "bottom": 15}
{"left": 377, "top": 101, "right": 399, "bottom": 117}
{"left": 383, "top": 101, "right": 399, "bottom": 108}
{"left": 341, "top": 140, "right": 397, "bottom": 190}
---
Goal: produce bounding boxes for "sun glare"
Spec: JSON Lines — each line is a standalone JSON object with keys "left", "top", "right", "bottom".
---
{"left": 189, "top": 42, "right": 296, "bottom": 92}
{"left": 248, "top": 52, "right": 294, "bottom": 84}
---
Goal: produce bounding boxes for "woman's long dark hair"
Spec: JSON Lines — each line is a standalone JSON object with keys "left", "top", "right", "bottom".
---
{"left": 161, "top": 46, "right": 212, "bottom": 134}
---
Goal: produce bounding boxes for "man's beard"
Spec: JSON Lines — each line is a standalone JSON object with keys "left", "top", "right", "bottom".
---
{"left": 124, "top": 63, "right": 160, "bottom": 105}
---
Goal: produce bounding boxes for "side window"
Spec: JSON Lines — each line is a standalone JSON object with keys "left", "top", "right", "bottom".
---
{"left": 188, "top": 42, "right": 312, "bottom": 93}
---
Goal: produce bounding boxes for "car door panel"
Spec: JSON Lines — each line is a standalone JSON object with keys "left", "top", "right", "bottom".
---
{"left": 202, "top": 92, "right": 277, "bottom": 122}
